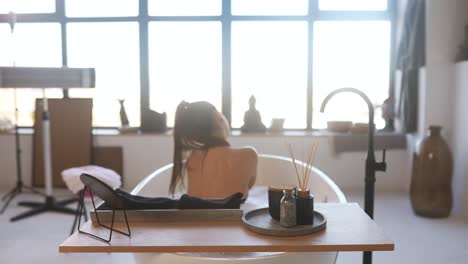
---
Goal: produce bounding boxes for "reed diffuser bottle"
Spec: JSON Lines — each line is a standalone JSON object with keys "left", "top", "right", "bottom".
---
{"left": 296, "top": 189, "right": 314, "bottom": 225}
{"left": 286, "top": 142, "right": 318, "bottom": 225}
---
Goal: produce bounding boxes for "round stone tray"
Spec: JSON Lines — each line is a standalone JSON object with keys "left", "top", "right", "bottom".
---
{"left": 242, "top": 207, "right": 326, "bottom": 237}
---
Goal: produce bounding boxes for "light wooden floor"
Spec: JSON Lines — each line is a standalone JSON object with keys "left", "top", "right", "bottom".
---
{"left": 0, "top": 189, "right": 467, "bottom": 264}
{"left": 336, "top": 191, "right": 468, "bottom": 264}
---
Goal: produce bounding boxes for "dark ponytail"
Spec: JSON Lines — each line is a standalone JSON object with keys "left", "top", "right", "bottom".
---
{"left": 170, "top": 102, "right": 189, "bottom": 195}
{"left": 170, "top": 101, "right": 229, "bottom": 195}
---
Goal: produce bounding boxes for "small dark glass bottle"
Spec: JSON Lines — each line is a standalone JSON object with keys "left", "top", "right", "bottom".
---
{"left": 280, "top": 189, "right": 296, "bottom": 227}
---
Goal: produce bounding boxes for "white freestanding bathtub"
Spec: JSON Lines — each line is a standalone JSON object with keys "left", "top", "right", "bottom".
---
{"left": 131, "top": 154, "right": 347, "bottom": 264}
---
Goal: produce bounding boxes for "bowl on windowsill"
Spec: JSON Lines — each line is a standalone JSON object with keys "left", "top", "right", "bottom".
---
{"left": 326, "top": 121, "right": 352, "bottom": 133}
{"left": 269, "top": 118, "right": 285, "bottom": 133}
{"left": 350, "top": 123, "right": 369, "bottom": 134}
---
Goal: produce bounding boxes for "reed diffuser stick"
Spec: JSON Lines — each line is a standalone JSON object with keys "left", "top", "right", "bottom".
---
{"left": 303, "top": 146, "right": 312, "bottom": 189}
{"left": 305, "top": 144, "right": 318, "bottom": 188}
{"left": 303, "top": 145, "right": 313, "bottom": 190}
{"left": 287, "top": 143, "right": 302, "bottom": 189}
{"left": 286, "top": 142, "right": 319, "bottom": 191}
{"left": 301, "top": 144, "right": 305, "bottom": 188}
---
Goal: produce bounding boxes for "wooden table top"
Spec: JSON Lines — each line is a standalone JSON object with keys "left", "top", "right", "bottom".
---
{"left": 59, "top": 203, "right": 394, "bottom": 253}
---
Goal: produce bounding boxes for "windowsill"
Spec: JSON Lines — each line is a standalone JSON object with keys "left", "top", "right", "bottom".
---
{"left": 0, "top": 128, "right": 407, "bottom": 152}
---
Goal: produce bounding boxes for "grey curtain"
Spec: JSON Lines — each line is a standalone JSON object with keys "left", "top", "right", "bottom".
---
{"left": 396, "top": 0, "right": 426, "bottom": 133}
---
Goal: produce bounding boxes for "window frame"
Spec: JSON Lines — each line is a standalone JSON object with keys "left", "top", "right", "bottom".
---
{"left": 0, "top": 0, "right": 397, "bottom": 130}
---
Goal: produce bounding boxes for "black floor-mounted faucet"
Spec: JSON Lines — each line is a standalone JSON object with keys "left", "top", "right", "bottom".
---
{"left": 320, "top": 87, "right": 387, "bottom": 264}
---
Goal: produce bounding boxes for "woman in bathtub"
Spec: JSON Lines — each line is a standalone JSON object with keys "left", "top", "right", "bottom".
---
{"left": 170, "top": 101, "right": 257, "bottom": 199}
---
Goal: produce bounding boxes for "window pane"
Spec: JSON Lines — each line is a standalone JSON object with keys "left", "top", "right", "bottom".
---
{"left": 149, "top": 0, "right": 221, "bottom": 16}
{"left": 313, "top": 21, "right": 390, "bottom": 129}
{"left": 66, "top": 0, "right": 138, "bottom": 17}
{"left": 232, "top": 21, "right": 308, "bottom": 129}
{"left": 0, "top": 23, "right": 62, "bottom": 126}
{"left": 149, "top": 22, "right": 222, "bottom": 127}
{"left": 0, "top": 0, "right": 55, "bottom": 14}
{"left": 319, "top": 0, "right": 387, "bottom": 11}
{"left": 232, "top": 0, "right": 308, "bottom": 15}
{"left": 67, "top": 22, "right": 140, "bottom": 127}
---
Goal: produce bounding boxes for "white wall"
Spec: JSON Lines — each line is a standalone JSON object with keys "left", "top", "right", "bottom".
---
{"left": 417, "top": 0, "right": 468, "bottom": 217}
{"left": 423, "top": 0, "right": 468, "bottom": 140}
{"left": 453, "top": 62, "right": 468, "bottom": 217}
{"left": 0, "top": 133, "right": 409, "bottom": 194}
{"left": 399, "top": 0, "right": 467, "bottom": 143}
{"left": 424, "top": 0, "right": 458, "bottom": 141}
{"left": 451, "top": 1, "right": 468, "bottom": 218}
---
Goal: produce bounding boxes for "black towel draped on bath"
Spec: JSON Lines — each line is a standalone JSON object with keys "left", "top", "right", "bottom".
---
{"left": 109, "top": 189, "right": 244, "bottom": 210}
{"left": 80, "top": 173, "right": 244, "bottom": 211}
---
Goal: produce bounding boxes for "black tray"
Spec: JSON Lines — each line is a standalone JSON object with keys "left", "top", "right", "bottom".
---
{"left": 242, "top": 207, "right": 326, "bottom": 237}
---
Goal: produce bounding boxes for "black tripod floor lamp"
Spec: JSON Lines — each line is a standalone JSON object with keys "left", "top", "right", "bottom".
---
{"left": 0, "top": 88, "right": 44, "bottom": 214}
{"left": 0, "top": 66, "right": 95, "bottom": 221}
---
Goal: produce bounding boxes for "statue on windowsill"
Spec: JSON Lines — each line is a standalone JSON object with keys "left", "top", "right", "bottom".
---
{"left": 240, "top": 95, "right": 266, "bottom": 133}
{"left": 379, "top": 96, "right": 395, "bottom": 132}
{"left": 119, "top": 99, "right": 129, "bottom": 128}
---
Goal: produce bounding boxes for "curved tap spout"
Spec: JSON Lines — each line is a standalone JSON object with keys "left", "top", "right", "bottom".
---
{"left": 320, "top": 87, "right": 374, "bottom": 152}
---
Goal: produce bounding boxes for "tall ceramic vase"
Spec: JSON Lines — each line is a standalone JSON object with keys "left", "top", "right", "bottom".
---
{"left": 410, "top": 126, "right": 453, "bottom": 218}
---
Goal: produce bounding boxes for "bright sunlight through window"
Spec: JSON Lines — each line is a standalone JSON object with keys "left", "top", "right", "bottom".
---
{"left": 0, "top": 0, "right": 392, "bottom": 130}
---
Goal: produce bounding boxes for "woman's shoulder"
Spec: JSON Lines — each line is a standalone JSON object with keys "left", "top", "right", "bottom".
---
{"left": 227, "top": 146, "right": 258, "bottom": 161}
{"left": 208, "top": 146, "right": 257, "bottom": 158}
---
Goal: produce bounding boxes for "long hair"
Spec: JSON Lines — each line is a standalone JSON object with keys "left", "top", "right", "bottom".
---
{"left": 170, "top": 101, "right": 229, "bottom": 195}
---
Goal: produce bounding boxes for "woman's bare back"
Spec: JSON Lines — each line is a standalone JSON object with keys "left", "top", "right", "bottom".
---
{"left": 186, "top": 147, "right": 257, "bottom": 199}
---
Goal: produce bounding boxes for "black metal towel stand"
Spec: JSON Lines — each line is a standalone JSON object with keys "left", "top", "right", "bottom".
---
{"left": 77, "top": 186, "right": 131, "bottom": 243}
{"left": 321, "top": 88, "right": 387, "bottom": 264}
{"left": 77, "top": 174, "right": 131, "bottom": 243}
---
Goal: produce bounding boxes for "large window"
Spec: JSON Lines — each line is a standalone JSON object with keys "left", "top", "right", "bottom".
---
{"left": 67, "top": 22, "right": 140, "bottom": 126}
{"left": 0, "top": 23, "right": 62, "bottom": 126}
{"left": 231, "top": 21, "right": 308, "bottom": 128}
{"left": 149, "top": 21, "right": 222, "bottom": 127}
{"left": 0, "top": 0, "right": 394, "bottom": 130}
{"left": 318, "top": 0, "right": 387, "bottom": 11}
{"left": 313, "top": 21, "right": 391, "bottom": 128}
{"left": 149, "top": 0, "right": 221, "bottom": 16}
{"left": 0, "top": 0, "right": 55, "bottom": 14}
{"left": 231, "top": 0, "right": 308, "bottom": 15}
{"left": 65, "top": 0, "right": 138, "bottom": 17}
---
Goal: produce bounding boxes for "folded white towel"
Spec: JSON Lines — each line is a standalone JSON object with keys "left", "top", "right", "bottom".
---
{"left": 61, "top": 165, "right": 122, "bottom": 194}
